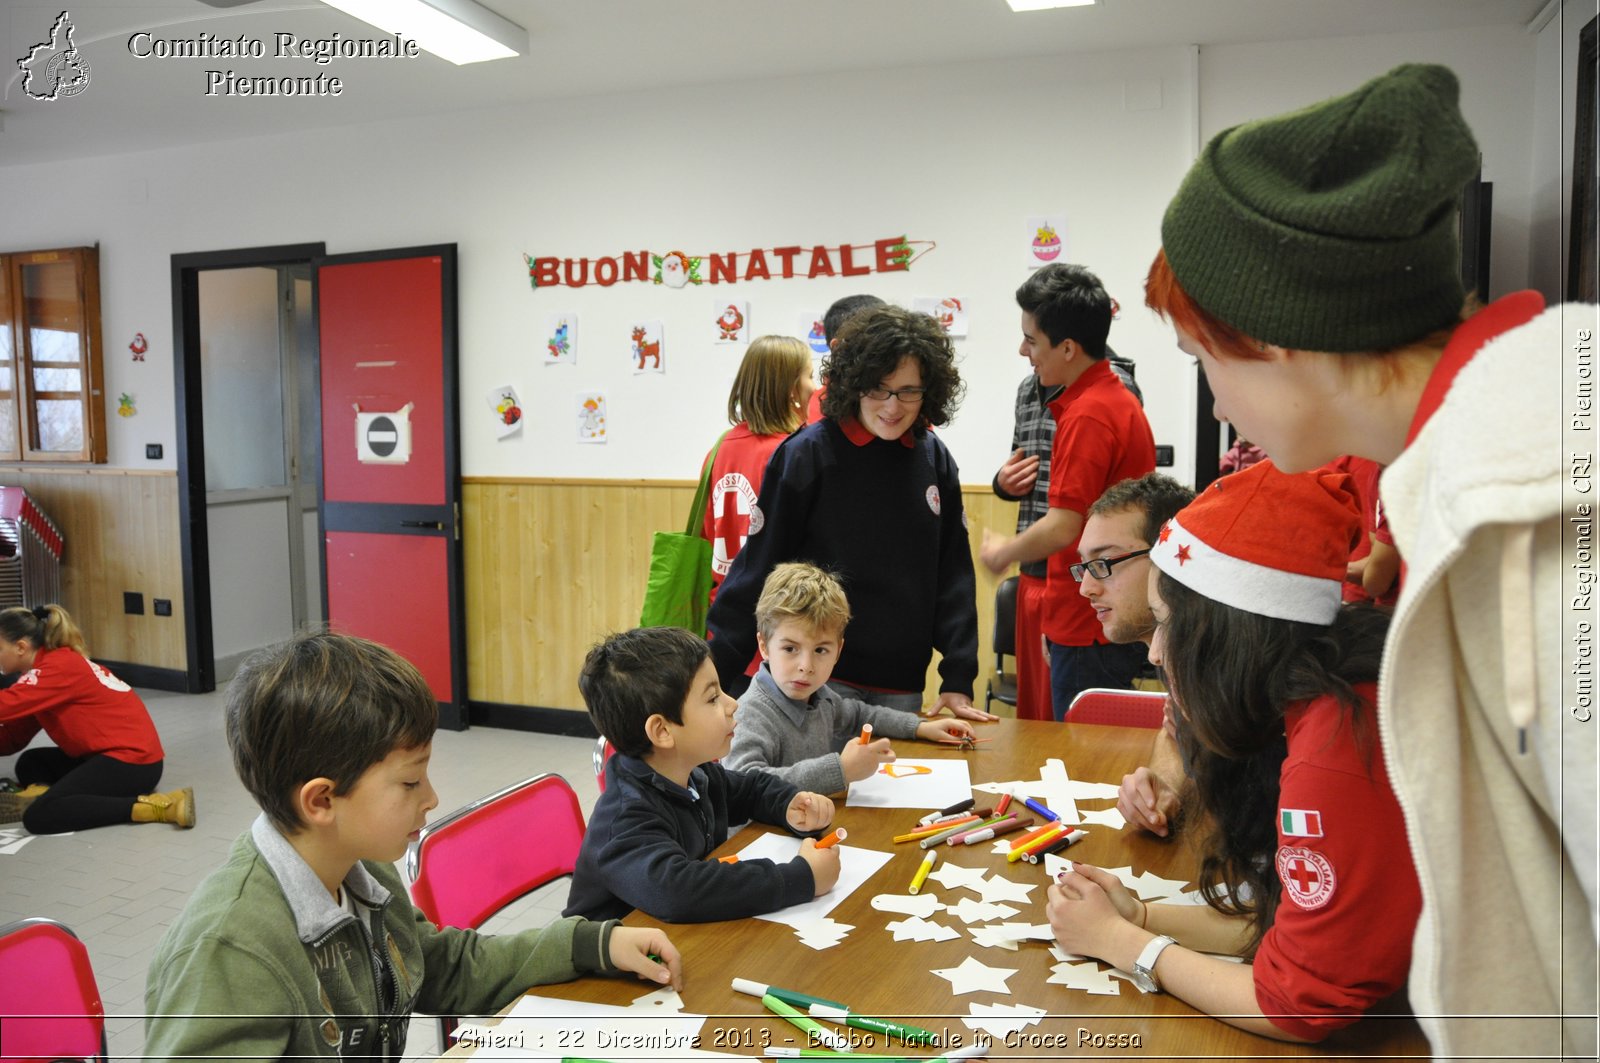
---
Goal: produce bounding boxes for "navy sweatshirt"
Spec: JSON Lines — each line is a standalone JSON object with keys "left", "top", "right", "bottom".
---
{"left": 562, "top": 753, "right": 815, "bottom": 923}
{"left": 705, "top": 418, "right": 979, "bottom": 698}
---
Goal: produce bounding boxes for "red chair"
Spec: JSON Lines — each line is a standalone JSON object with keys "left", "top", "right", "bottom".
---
{"left": 592, "top": 736, "right": 616, "bottom": 793}
{"left": 0, "top": 917, "right": 108, "bottom": 1063}
{"left": 1064, "top": 687, "right": 1168, "bottom": 729}
{"left": 406, "top": 774, "right": 587, "bottom": 1045}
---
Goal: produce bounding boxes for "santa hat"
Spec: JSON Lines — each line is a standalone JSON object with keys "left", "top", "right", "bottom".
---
{"left": 1150, "top": 460, "right": 1360, "bottom": 625}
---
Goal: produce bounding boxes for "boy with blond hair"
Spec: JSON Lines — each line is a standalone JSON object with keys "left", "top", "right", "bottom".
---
{"left": 724, "top": 563, "right": 975, "bottom": 794}
{"left": 145, "top": 632, "right": 680, "bottom": 1059}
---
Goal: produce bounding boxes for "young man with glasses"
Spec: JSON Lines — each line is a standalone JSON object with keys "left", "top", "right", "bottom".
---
{"left": 1074, "top": 474, "right": 1193, "bottom": 835}
{"left": 980, "top": 263, "right": 1156, "bottom": 720}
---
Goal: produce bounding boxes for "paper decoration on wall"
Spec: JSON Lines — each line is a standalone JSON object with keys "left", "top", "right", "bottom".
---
{"left": 523, "top": 237, "right": 933, "bottom": 291}
{"left": 576, "top": 391, "right": 607, "bottom": 444}
{"left": 913, "top": 296, "right": 969, "bottom": 337}
{"left": 116, "top": 393, "right": 135, "bottom": 418}
{"left": 486, "top": 384, "right": 522, "bottom": 440}
{"left": 713, "top": 301, "right": 748, "bottom": 344}
{"left": 544, "top": 313, "right": 577, "bottom": 365}
{"left": 630, "top": 320, "right": 664, "bottom": 374}
{"left": 128, "top": 332, "right": 148, "bottom": 361}
{"left": 1025, "top": 215, "right": 1066, "bottom": 269}
{"left": 799, "top": 311, "right": 829, "bottom": 355}
{"left": 354, "top": 402, "right": 413, "bottom": 464}
{"left": 653, "top": 250, "right": 704, "bottom": 288}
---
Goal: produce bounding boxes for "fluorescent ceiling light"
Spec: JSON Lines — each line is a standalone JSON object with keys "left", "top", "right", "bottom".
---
{"left": 320, "top": 0, "right": 527, "bottom": 65}
{"left": 1007, "top": 0, "right": 1099, "bottom": 10}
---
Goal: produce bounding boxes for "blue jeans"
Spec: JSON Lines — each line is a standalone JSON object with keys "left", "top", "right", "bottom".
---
{"left": 1047, "top": 640, "right": 1150, "bottom": 722}
{"left": 826, "top": 680, "right": 922, "bottom": 713}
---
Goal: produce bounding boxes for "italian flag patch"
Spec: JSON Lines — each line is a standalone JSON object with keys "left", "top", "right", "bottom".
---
{"left": 1280, "top": 809, "right": 1323, "bottom": 837}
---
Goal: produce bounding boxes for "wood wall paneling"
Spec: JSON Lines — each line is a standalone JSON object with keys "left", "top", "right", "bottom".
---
{"left": 465, "top": 478, "right": 1019, "bottom": 717}
{"left": 0, "top": 467, "right": 185, "bottom": 670}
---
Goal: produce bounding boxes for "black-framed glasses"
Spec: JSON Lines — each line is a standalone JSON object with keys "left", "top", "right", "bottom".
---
{"left": 1069, "top": 548, "right": 1151, "bottom": 582}
{"left": 864, "top": 386, "right": 927, "bottom": 403}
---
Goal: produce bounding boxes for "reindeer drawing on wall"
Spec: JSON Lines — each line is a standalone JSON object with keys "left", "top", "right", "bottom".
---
{"left": 632, "top": 326, "right": 662, "bottom": 370}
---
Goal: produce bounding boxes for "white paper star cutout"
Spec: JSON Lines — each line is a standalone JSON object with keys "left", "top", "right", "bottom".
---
{"left": 973, "top": 874, "right": 1037, "bottom": 905}
{"left": 926, "top": 861, "right": 990, "bottom": 893}
{"left": 944, "top": 898, "right": 1019, "bottom": 924}
{"left": 931, "top": 955, "right": 1018, "bottom": 996}
{"left": 1079, "top": 806, "right": 1128, "bottom": 830}
{"left": 1130, "top": 869, "right": 1195, "bottom": 901}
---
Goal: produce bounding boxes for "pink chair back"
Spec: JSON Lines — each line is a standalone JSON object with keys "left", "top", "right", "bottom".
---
{"left": 0, "top": 917, "right": 107, "bottom": 1062}
{"left": 1064, "top": 687, "right": 1168, "bottom": 729}
{"left": 406, "top": 773, "right": 586, "bottom": 930}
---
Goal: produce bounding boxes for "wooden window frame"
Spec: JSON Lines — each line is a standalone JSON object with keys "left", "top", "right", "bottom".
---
{"left": 0, "top": 246, "right": 107, "bottom": 464}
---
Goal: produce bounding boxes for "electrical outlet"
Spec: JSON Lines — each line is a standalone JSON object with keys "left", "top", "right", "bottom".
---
{"left": 123, "top": 592, "right": 145, "bottom": 615}
{"left": 1155, "top": 445, "right": 1175, "bottom": 467}
{"left": 153, "top": 598, "right": 172, "bottom": 617}
{"left": 146, "top": 443, "right": 163, "bottom": 460}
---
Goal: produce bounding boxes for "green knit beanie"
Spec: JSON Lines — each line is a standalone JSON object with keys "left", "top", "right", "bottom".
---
{"left": 1161, "top": 63, "right": 1480, "bottom": 353}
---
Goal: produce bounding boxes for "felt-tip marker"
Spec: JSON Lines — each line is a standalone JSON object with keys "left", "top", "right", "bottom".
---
{"left": 808, "top": 1003, "right": 941, "bottom": 1045}
{"left": 994, "top": 790, "right": 1013, "bottom": 816}
{"left": 859, "top": 723, "right": 873, "bottom": 745}
{"left": 1022, "top": 828, "right": 1088, "bottom": 861}
{"left": 815, "top": 827, "right": 847, "bottom": 849}
{"left": 917, "top": 797, "right": 974, "bottom": 826}
{"left": 763, "top": 993, "right": 852, "bottom": 1053}
{"left": 731, "top": 977, "right": 845, "bottom": 1012}
{"left": 909, "top": 850, "right": 936, "bottom": 894}
{"left": 1022, "top": 796, "right": 1058, "bottom": 822}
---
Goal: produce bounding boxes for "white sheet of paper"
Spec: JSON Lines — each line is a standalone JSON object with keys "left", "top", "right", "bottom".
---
{"left": 734, "top": 833, "right": 892, "bottom": 926}
{"left": 846, "top": 759, "right": 971, "bottom": 809}
{"left": 456, "top": 992, "right": 717, "bottom": 1060}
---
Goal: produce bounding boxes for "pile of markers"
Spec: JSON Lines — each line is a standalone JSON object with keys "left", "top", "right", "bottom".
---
{"left": 893, "top": 793, "right": 1087, "bottom": 880}
{"left": 732, "top": 978, "right": 991, "bottom": 1062}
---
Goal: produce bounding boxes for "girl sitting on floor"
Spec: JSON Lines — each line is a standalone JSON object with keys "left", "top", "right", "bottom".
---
{"left": 0, "top": 604, "right": 193, "bottom": 833}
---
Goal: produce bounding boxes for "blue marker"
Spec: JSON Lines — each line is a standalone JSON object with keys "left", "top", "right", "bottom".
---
{"left": 1022, "top": 796, "right": 1058, "bottom": 822}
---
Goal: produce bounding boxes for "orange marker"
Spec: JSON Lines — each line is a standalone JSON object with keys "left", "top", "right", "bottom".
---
{"left": 717, "top": 854, "right": 740, "bottom": 863}
{"left": 1007, "top": 823, "right": 1068, "bottom": 863}
{"left": 893, "top": 815, "right": 980, "bottom": 843}
{"left": 1009, "top": 821, "right": 1062, "bottom": 851}
{"left": 859, "top": 723, "right": 873, "bottom": 745}
{"left": 816, "top": 827, "right": 847, "bottom": 849}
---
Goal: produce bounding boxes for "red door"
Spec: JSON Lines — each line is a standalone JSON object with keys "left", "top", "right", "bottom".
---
{"left": 315, "top": 245, "right": 466, "bottom": 729}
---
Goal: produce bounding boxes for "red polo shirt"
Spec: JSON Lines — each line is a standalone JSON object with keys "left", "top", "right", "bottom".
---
{"left": 1043, "top": 359, "right": 1156, "bottom": 646}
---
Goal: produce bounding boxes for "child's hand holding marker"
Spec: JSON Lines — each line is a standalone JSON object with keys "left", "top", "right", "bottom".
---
{"left": 606, "top": 926, "right": 684, "bottom": 989}
{"left": 916, "top": 717, "right": 975, "bottom": 744}
{"left": 840, "top": 734, "right": 897, "bottom": 783}
{"left": 785, "top": 791, "right": 835, "bottom": 832}
{"left": 797, "top": 836, "right": 842, "bottom": 895}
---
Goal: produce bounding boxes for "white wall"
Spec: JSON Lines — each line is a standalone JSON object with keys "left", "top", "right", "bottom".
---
{"left": 0, "top": 27, "right": 1553, "bottom": 489}
{"left": 1199, "top": 23, "right": 1540, "bottom": 304}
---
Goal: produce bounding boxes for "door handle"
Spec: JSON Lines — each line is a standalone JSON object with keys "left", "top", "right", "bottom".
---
{"left": 400, "top": 519, "right": 444, "bottom": 530}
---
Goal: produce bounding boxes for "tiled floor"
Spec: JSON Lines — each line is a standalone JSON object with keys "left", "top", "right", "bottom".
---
{"left": 0, "top": 684, "right": 601, "bottom": 1061}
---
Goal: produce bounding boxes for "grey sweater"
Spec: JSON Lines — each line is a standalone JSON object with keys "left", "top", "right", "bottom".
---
{"left": 724, "top": 665, "right": 923, "bottom": 794}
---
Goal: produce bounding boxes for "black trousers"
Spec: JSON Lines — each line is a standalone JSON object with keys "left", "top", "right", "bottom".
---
{"left": 16, "top": 748, "right": 162, "bottom": 834}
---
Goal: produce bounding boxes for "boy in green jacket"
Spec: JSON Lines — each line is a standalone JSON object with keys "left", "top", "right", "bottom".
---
{"left": 145, "top": 632, "right": 681, "bottom": 1059}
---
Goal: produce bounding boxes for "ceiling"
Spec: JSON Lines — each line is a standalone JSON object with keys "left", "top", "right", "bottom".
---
{"left": 0, "top": 0, "right": 1551, "bottom": 167}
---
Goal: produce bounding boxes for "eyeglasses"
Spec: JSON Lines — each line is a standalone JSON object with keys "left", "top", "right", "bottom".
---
{"left": 864, "top": 386, "right": 927, "bottom": 403}
{"left": 1069, "top": 548, "right": 1151, "bottom": 582}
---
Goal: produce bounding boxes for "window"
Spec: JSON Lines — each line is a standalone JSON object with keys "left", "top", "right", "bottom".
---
{"left": 0, "top": 247, "right": 106, "bottom": 463}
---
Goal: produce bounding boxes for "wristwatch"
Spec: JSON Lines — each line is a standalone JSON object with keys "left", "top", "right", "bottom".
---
{"left": 1130, "top": 934, "right": 1178, "bottom": 993}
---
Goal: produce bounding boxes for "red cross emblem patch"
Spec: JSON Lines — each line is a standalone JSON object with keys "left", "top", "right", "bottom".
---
{"left": 1276, "top": 846, "right": 1336, "bottom": 910}
{"left": 709, "top": 472, "right": 762, "bottom": 576}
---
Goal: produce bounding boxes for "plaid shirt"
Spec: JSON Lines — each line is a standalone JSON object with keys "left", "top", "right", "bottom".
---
{"left": 995, "top": 375, "right": 1062, "bottom": 579}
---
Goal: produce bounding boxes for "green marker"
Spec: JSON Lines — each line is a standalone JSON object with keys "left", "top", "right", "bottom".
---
{"left": 732, "top": 976, "right": 847, "bottom": 1012}
{"left": 762, "top": 992, "right": 853, "bottom": 1053}
{"left": 808, "top": 1003, "right": 941, "bottom": 1046}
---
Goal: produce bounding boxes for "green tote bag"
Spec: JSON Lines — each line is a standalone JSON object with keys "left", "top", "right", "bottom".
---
{"left": 639, "top": 433, "right": 725, "bottom": 633}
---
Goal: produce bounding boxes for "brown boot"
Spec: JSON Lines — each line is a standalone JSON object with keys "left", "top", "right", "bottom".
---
{"left": 0, "top": 783, "right": 47, "bottom": 825}
{"left": 133, "top": 787, "right": 196, "bottom": 828}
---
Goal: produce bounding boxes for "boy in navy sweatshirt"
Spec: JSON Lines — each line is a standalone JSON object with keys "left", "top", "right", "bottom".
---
{"left": 564, "top": 626, "right": 839, "bottom": 923}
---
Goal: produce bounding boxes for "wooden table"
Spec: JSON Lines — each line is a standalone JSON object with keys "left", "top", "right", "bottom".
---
{"left": 517, "top": 719, "right": 1427, "bottom": 1059}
